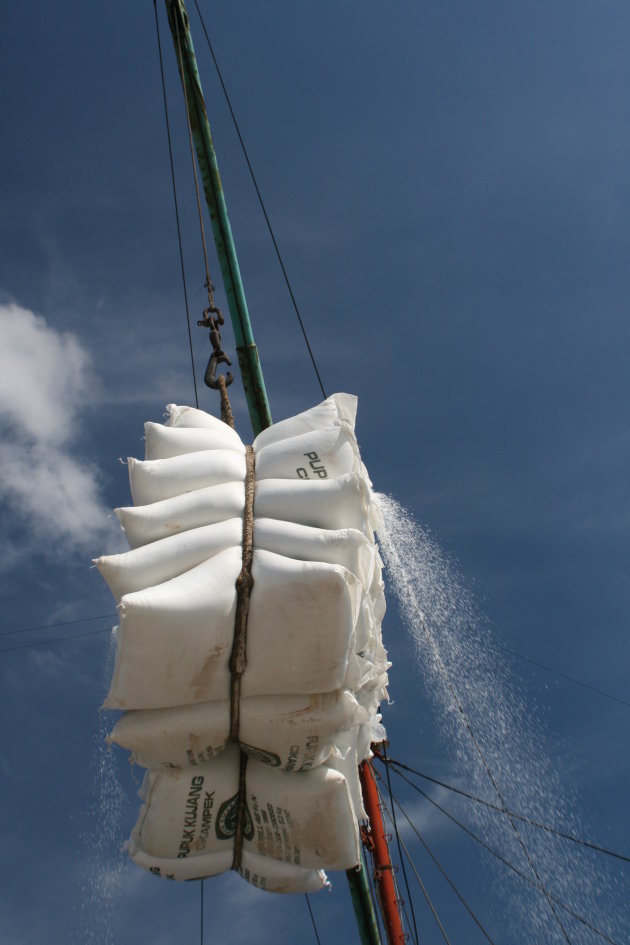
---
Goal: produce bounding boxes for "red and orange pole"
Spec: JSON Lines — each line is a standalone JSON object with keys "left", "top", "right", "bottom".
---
{"left": 359, "top": 759, "right": 407, "bottom": 945}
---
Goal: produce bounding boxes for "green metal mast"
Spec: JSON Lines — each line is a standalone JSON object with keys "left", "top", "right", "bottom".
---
{"left": 165, "top": 0, "right": 272, "bottom": 436}
{"left": 163, "top": 4, "right": 383, "bottom": 941}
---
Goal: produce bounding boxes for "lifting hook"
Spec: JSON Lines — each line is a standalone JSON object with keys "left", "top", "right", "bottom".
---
{"left": 204, "top": 350, "right": 234, "bottom": 390}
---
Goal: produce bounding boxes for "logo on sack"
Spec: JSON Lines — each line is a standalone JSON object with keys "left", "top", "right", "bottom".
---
{"left": 240, "top": 743, "right": 281, "bottom": 767}
{"left": 296, "top": 450, "right": 328, "bottom": 479}
{"left": 215, "top": 793, "right": 254, "bottom": 841}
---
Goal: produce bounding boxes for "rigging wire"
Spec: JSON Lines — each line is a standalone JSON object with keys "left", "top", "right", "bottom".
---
{"left": 385, "top": 763, "right": 622, "bottom": 945}
{"left": 380, "top": 783, "right": 498, "bottom": 945}
{"left": 200, "top": 878, "right": 204, "bottom": 945}
{"left": 0, "top": 613, "right": 116, "bottom": 639}
{"left": 191, "top": 0, "right": 328, "bottom": 400}
{"left": 395, "top": 830, "right": 453, "bottom": 945}
{"left": 494, "top": 640, "right": 630, "bottom": 710}
{"left": 381, "top": 744, "right": 420, "bottom": 945}
{"left": 363, "top": 842, "right": 387, "bottom": 945}
{"left": 391, "top": 611, "right": 574, "bottom": 944}
{"left": 376, "top": 784, "right": 450, "bottom": 945}
{"left": 4, "top": 611, "right": 628, "bottom": 712}
{"left": 304, "top": 894, "right": 323, "bottom": 945}
{"left": 379, "top": 755, "right": 630, "bottom": 866}
{"left": 171, "top": 6, "right": 217, "bottom": 314}
{"left": 0, "top": 626, "right": 113, "bottom": 655}
{"left": 153, "top": 0, "right": 200, "bottom": 408}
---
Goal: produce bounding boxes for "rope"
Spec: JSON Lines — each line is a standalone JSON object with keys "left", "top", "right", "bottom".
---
{"left": 387, "top": 764, "right": 622, "bottom": 945}
{"left": 229, "top": 445, "right": 255, "bottom": 741}
{"left": 378, "top": 755, "right": 630, "bottom": 865}
{"left": 231, "top": 749, "right": 249, "bottom": 871}
{"left": 191, "top": 0, "right": 327, "bottom": 400}
{"left": 227, "top": 445, "right": 255, "bottom": 872}
{"left": 216, "top": 374, "right": 235, "bottom": 428}
{"left": 153, "top": 0, "right": 199, "bottom": 408}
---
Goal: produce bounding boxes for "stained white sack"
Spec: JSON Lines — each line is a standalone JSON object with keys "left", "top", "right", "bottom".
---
{"left": 329, "top": 728, "right": 367, "bottom": 821}
{"left": 96, "top": 518, "right": 375, "bottom": 602}
{"left": 238, "top": 852, "right": 329, "bottom": 894}
{"left": 95, "top": 518, "right": 242, "bottom": 601}
{"left": 130, "top": 746, "right": 359, "bottom": 872}
{"left": 129, "top": 847, "right": 328, "bottom": 893}
{"left": 104, "top": 548, "right": 362, "bottom": 710}
{"left": 117, "top": 473, "right": 373, "bottom": 549}
{"left": 110, "top": 690, "right": 367, "bottom": 771}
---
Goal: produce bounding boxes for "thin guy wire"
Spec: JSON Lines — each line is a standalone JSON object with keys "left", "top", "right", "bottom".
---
{"left": 153, "top": 0, "right": 199, "bottom": 407}
{"left": 191, "top": 0, "right": 327, "bottom": 400}
{"left": 371, "top": 780, "right": 417, "bottom": 945}
{"left": 400, "top": 900, "right": 416, "bottom": 945}
{"left": 495, "top": 640, "right": 630, "bottom": 709}
{"left": 363, "top": 842, "right": 387, "bottom": 944}
{"left": 0, "top": 613, "right": 116, "bottom": 639}
{"left": 396, "top": 831, "right": 453, "bottom": 945}
{"left": 381, "top": 744, "right": 420, "bottom": 945}
{"left": 384, "top": 787, "right": 497, "bottom": 945}
{"left": 304, "top": 895, "right": 323, "bottom": 945}
{"left": 172, "top": 8, "right": 216, "bottom": 310}
{"left": 395, "top": 610, "right": 573, "bottom": 944}
{"left": 0, "top": 627, "right": 113, "bottom": 654}
{"left": 381, "top": 756, "right": 630, "bottom": 865}
{"left": 4, "top": 612, "right": 628, "bottom": 714}
{"left": 373, "top": 786, "right": 412, "bottom": 945}
{"left": 200, "top": 879, "right": 204, "bottom": 945}
{"left": 386, "top": 763, "right": 621, "bottom": 945}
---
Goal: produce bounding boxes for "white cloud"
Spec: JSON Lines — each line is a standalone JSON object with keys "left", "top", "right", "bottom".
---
{"left": 0, "top": 301, "right": 118, "bottom": 562}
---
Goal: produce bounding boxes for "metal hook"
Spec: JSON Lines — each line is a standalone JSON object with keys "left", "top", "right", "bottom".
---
{"left": 204, "top": 350, "right": 234, "bottom": 390}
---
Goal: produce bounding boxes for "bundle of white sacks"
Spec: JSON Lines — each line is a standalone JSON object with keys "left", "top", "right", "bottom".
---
{"left": 96, "top": 393, "right": 389, "bottom": 892}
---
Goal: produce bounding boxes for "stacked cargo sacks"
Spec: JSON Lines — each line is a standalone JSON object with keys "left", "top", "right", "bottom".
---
{"left": 95, "top": 394, "right": 389, "bottom": 892}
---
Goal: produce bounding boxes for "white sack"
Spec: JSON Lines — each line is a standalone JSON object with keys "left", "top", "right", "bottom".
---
{"left": 256, "top": 474, "right": 373, "bottom": 534}
{"left": 95, "top": 518, "right": 243, "bottom": 601}
{"left": 131, "top": 747, "right": 359, "bottom": 871}
{"left": 129, "top": 845, "right": 327, "bottom": 891}
{"left": 252, "top": 393, "right": 358, "bottom": 451}
{"left": 109, "top": 690, "right": 367, "bottom": 771}
{"left": 239, "top": 852, "right": 328, "bottom": 893}
{"left": 116, "top": 481, "right": 245, "bottom": 550}
{"left": 255, "top": 426, "right": 359, "bottom": 481}
{"left": 329, "top": 729, "right": 367, "bottom": 821}
{"left": 97, "top": 518, "right": 374, "bottom": 603}
{"left": 104, "top": 548, "right": 361, "bottom": 710}
{"left": 144, "top": 421, "right": 245, "bottom": 460}
{"left": 165, "top": 403, "right": 238, "bottom": 430}
{"left": 129, "top": 847, "right": 234, "bottom": 882}
{"left": 117, "top": 473, "right": 373, "bottom": 549}
{"left": 128, "top": 450, "right": 246, "bottom": 506}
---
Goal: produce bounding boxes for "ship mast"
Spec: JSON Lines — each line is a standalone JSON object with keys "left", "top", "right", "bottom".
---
{"left": 163, "top": 4, "right": 403, "bottom": 942}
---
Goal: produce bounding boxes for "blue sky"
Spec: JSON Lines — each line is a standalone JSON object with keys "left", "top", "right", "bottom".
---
{"left": 1, "top": 2, "right": 629, "bottom": 943}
